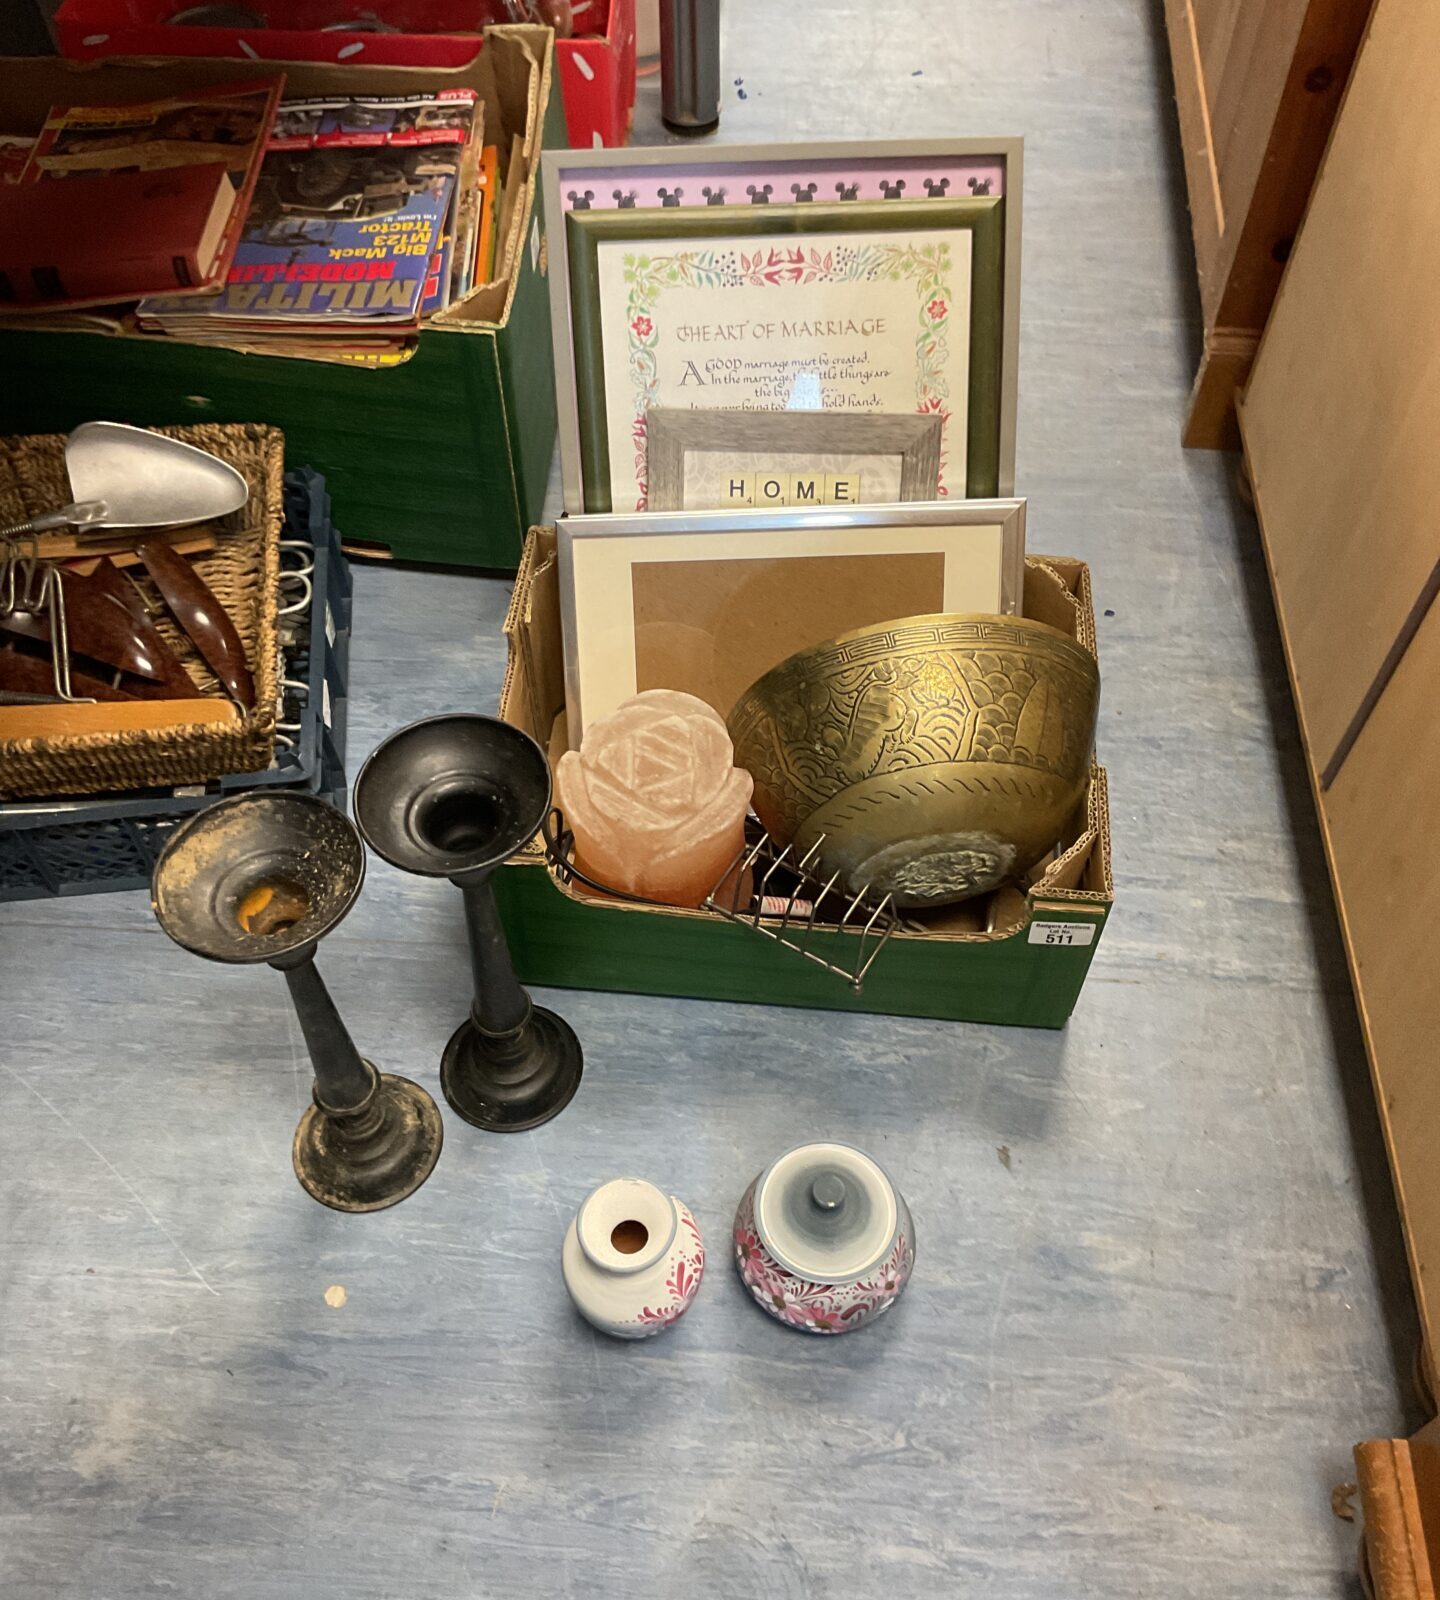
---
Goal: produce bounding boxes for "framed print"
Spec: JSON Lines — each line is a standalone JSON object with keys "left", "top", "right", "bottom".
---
{"left": 543, "top": 139, "right": 1023, "bottom": 515}
{"left": 557, "top": 499, "right": 1026, "bottom": 742}
{"left": 646, "top": 409, "right": 942, "bottom": 511}
{"left": 566, "top": 198, "right": 1001, "bottom": 514}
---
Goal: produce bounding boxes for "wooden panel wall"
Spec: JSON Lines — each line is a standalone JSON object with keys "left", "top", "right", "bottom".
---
{"left": 1240, "top": 0, "right": 1440, "bottom": 1365}
{"left": 1241, "top": 0, "right": 1440, "bottom": 776}
{"left": 1323, "top": 594, "right": 1440, "bottom": 1355}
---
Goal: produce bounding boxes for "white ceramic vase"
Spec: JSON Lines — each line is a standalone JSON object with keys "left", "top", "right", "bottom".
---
{"left": 562, "top": 1177, "right": 705, "bottom": 1339}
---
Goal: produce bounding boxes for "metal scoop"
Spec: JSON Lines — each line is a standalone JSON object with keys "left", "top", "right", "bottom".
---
{"left": 71, "top": 421, "right": 249, "bottom": 530}
{"left": 1, "top": 422, "right": 251, "bottom": 539}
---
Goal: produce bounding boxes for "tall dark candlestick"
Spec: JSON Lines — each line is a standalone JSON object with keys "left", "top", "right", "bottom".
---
{"left": 275, "top": 945, "right": 374, "bottom": 1110}
{"left": 354, "top": 714, "right": 584, "bottom": 1133}
{"left": 460, "top": 878, "right": 531, "bottom": 1038}
{"left": 150, "top": 792, "right": 443, "bottom": 1213}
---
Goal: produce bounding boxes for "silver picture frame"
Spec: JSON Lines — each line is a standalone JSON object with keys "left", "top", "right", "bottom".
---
{"left": 556, "top": 497, "right": 1027, "bottom": 742}
{"left": 542, "top": 137, "right": 1025, "bottom": 517}
{"left": 645, "top": 408, "right": 942, "bottom": 512}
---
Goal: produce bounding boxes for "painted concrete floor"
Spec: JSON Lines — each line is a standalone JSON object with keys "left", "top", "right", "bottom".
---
{"left": 0, "top": 4, "right": 1420, "bottom": 1596}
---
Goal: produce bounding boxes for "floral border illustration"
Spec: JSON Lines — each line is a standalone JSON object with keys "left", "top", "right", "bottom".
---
{"left": 732, "top": 1183, "right": 913, "bottom": 1335}
{"left": 621, "top": 240, "right": 954, "bottom": 510}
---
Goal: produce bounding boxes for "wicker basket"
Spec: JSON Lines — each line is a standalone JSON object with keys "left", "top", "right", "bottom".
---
{"left": 0, "top": 422, "right": 282, "bottom": 799}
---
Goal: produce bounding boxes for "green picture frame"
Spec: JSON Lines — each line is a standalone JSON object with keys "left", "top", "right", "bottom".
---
{"left": 563, "top": 197, "right": 1005, "bottom": 514}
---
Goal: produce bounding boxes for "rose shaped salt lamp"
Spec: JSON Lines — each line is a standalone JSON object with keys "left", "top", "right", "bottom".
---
{"left": 733, "top": 1142, "right": 914, "bottom": 1335}
{"left": 555, "top": 689, "right": 753, "bottom": 908}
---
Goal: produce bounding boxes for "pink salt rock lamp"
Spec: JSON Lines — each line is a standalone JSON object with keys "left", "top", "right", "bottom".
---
{"left": 556, "top": 689, "right": 754, "bottom": 908}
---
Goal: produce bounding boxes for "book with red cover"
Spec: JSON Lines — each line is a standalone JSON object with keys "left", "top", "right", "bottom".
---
{"left": 20, "top": 75, "right": 283, "bottom": 298}
{"left": 0, "top": 163, "right": 235, "bottom": 308}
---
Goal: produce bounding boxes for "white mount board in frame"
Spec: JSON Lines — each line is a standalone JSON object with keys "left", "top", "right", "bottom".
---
{"left": 556, "top": 498, "right": 1027, "bottom": 740}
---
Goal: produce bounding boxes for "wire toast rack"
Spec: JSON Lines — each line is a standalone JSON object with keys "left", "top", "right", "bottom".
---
{"left": 0, "top": 533, "right": 85, "bottom": 701}
{"left": 541, "top": 811, "right": 906, "bottom": 993}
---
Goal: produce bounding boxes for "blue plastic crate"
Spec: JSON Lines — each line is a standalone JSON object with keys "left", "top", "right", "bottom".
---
{"left": 0, "top": 468, "right": 352, "bottom": 902}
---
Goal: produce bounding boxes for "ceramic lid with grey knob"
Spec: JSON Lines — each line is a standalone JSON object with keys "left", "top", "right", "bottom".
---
{"left": 733, "top": 1142, "right": 915, "bottom": 1335}
{"left": 755, "top": 1142, "right": 902, "bottom": 1282}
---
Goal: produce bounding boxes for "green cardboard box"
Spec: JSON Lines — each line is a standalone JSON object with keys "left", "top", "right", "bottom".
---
{"left": 495, "top": 527, "right": 1114, "bottom": 1028}
{"left": 0, "top": 27, "right": 561, "bottom": 570}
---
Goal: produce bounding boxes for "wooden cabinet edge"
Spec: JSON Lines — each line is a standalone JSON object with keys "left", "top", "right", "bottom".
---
{"left": 1183, "top": 330, "right": 1260, "bottom": 450}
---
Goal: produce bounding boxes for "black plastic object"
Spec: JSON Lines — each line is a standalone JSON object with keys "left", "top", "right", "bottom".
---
{"left": 660, "top": 0, "right": 721, "bottom": 134}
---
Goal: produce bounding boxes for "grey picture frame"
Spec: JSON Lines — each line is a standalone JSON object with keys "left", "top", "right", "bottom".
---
{"left": 541, "top": 137, "right": 1024, "bottom": 516}
{"left": 557, "top": 497, "right": 1027, "bottom": 741}
{"left": 645, "top": 409, "right": 943, "bottom": 512}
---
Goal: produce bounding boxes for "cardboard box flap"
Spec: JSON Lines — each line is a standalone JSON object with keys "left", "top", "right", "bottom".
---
{"left": 436, "top": 25, "right": 547, "bottom": 327}
{"left": 1024, "top": 557, "right": 1097, "bottom": 656}
{"left": 501, "top": 521, "right": 562, "bottom": 748}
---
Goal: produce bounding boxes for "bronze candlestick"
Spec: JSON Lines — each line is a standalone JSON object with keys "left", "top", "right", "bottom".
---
{"left": 150, "top": 792, "right": 444, "bottom": 1212}
{"left": 353, "top": 715, "right": 583, "bottom": 1132}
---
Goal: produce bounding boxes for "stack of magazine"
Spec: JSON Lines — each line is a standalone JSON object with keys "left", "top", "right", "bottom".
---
{"left": 139, "top": 89, "right": 501, "bottom": 367}
{"left": 0, "top": 78, "right": 504, "bottom": 367}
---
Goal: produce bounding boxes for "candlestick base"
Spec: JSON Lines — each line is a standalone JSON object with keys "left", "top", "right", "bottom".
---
{"left": 292, "top": 1066, "right": 444, "bottom": 1213}
{"left": 440, "top": 1008, "right": 583, "bottom": 1132}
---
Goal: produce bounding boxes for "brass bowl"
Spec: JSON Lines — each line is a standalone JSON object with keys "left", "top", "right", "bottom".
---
{"left": 728, "top": 613, "right": 1100, "bottom": 907}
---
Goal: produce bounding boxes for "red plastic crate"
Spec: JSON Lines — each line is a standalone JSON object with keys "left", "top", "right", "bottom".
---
{"left": 53, "top": 0, "right": 636, "bottom": 146}
{"left": 557, "top": 0, "right": 635, "bottom": 148}
{"left": 54, "top": 1, "right": 500, "bottom": 65}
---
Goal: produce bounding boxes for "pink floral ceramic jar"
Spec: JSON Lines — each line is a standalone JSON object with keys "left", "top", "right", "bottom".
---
{"left": 733, "top": 1142, "right": 914, "bottom": 1335}
{"left": 562, "top": 1178, "right": 705, "bottom": 1339}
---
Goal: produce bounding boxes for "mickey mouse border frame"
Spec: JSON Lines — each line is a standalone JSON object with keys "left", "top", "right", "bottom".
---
{"left": 542, "top": 138, "right": 1024, "bottom": 518}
